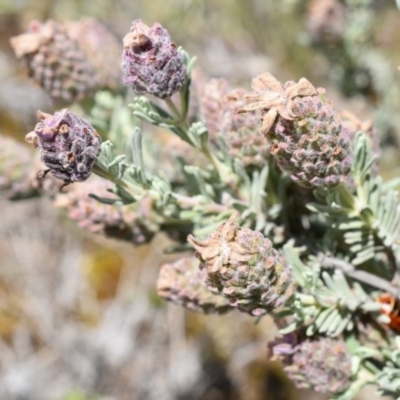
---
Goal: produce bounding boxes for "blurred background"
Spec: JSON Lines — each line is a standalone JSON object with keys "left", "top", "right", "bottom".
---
{"left": 0, "top": 0, "right": 400, "bottom": 399}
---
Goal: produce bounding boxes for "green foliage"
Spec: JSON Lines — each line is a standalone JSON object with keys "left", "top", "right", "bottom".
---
{"left": 281, "top": 244, "right": 384, "bottom": 337}
{"left": 308, "top": 132, "right": 400, "bottom": 267}
{"left": 376, "top": 339, "right": 400, "bottom": 399}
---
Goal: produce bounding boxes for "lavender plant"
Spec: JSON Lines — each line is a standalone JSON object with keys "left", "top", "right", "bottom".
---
{"left": 6, "top": 14, "right": 400, "bottom": 400}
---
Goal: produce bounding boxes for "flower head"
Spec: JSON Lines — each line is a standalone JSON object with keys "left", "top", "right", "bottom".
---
{"left": 10, "top": 20, "right": 98, "bottom": 103}
{"left": 269, "top": 333, "right": 352, "bottom": 394}
{"left": 240, "top": 72, "right": 351, "bottom": 188}
{"left": 199, "top": 78, "right": 232, "bottom": 138}
{"left": 55, "top": 177, "right": 156, "bottom": 243}
{"left": 199, "top": 78, "right": 268, "bottom": 166}
{"left": 26, "top": 109, "right": 101, "bottom": 184}
{"left": 65, "top": 18, "right": 121, "bottom": 91}
{"left": 157, "top": 256, "right": 231, "bottom": 314}
{"left": 187, "top": 213, "right": 296, "bottom": 316}
{"left": 121, "top": 20, "right": 186, "bottom": 98}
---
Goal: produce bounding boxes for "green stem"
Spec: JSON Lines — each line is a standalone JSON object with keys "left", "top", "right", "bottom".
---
{"left": 319, "top": 253, "right": 400, "bottom": 296}
{"left": 202, "top": 144, "right": 234, "bottom": 182}
{"left": 92, "top": 162, "right": 116, "bottom": 183}
{"left": 94, "top": 160, "right": 228, "bottom": 216}
{"left": 165, "top": 97, "right": 190, "bottom": 131}
{"left": 180, "top": 83, "right": 189, "bottom": 120}
{"left": 164, "top": 97, "right": 233, "bottom": 182}
{"left": 165, "top": 97, "right": 181, "bottom": 119}
{"left": 93, "top": 162, "right": 147, "bottom": 199}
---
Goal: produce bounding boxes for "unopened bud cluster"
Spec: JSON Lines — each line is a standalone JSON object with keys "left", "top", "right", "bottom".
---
{"left": 199, "top": 79, "right": 268, "bottom": 166}
{"left": 188, "top": 213, "right": 295, "bottom": 316}
{"left": 269, "top": 333, "right": 352, "bottom": 394}
{"left": 26, "top": 109, "right": 101, "bottom": 184}
{"left": 10, "top": 20, "right": 98, "bottom": 103}
{"left": 55, "top": 177, "right": 156, "bottom": 243}
{"left": 64, "top": 18, "right": 121, "bottom": 91}
{"left": 121, "top": 19, "right": 186, "bottom": 98}
{"left": 241, "top": 72, "right": 351, "bottom": 188}
{"left": 157, "top": 256, "right": 231, "bottom": 314}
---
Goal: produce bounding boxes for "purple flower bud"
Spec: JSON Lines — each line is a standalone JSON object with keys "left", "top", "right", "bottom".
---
{"left": 269, "top": 333, "right": 352, "bottom": 394}
{"left": 65, "top": 18, "right": 121, "bottom": 91}
{"left": 55, "top": 177, "right": 156, "bottom": 243}
{"left": 10, "top": 20, "right": 98, "bottom": 103}
{"left": 240, "top": 72, "right": 351, "bottom": 188}
{"left": 157, "top": 256, "right": 231, "bottom": 314}
{"left": 26, "top": 109, "right": 101, "bottom": 184}
{"left": 199, "top": 79, "right": 268, "bottom": 166}
{"left": 121, "top": 20, "right": 186, "bottom": 99}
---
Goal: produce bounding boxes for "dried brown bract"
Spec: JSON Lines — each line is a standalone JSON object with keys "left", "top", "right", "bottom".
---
{"left": 157, "top": 256, "right": 231, "bottom": 314}
{"left": 240, "top": 72, "right": 318, "bottom": 135}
